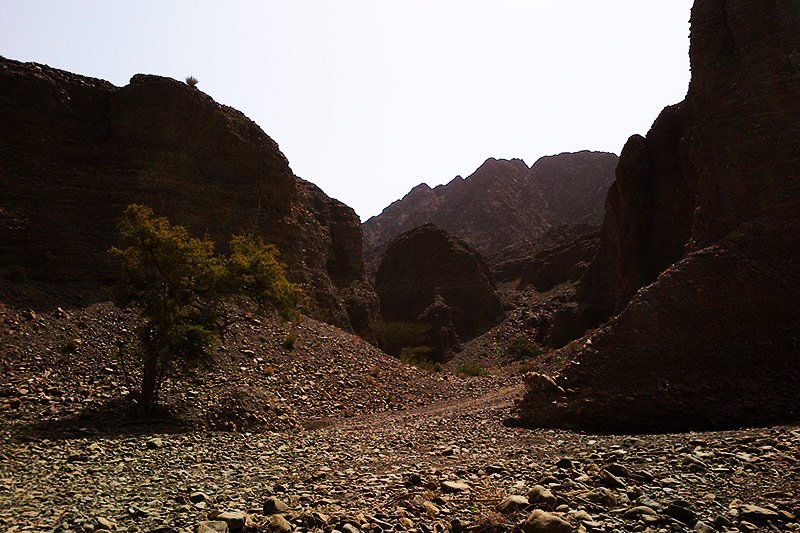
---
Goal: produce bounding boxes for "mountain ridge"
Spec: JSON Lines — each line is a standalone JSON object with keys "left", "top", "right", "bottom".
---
{"left": 363, "top": 151, "right": 618, "bottom": 273}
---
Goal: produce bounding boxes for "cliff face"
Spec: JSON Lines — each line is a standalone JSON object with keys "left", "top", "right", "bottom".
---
{"left": 0, "top": 58, "right": 379, "bottom": 340}
{"left": 518, "top": 0, "right": 800, "bottom": 430}
{"left": 363, "top": 152, "right": 618, "bottom": 273}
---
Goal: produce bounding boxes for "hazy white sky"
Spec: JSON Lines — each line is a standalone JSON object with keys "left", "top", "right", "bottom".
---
{"left": 2, "top": 1, "right": 693, "bottom": 220}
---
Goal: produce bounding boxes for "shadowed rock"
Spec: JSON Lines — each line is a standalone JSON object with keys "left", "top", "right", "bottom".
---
{"left": 375, "top": 224, "right": 503, "bottom": 347}
{"left": 0, "top": 58, "right": 379, "bottom": 340}
{"left": 518, "top": 0, "right": 800, "bottom": 431}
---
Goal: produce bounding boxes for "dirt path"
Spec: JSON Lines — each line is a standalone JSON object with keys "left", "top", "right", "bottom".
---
{"left": 321, "top": 384, "right": 524, "bottom": 432}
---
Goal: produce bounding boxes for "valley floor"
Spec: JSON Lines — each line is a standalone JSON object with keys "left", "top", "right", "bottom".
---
{"left": 0, "top": 296, "right": 798, "bottom": 532}
{"left": 1, "top": 386, "right": 798, "bottom": 532}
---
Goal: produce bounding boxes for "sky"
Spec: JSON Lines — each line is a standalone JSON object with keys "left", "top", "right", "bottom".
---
{"left": 2, "top": 1, "right": 694, "bottom": 220}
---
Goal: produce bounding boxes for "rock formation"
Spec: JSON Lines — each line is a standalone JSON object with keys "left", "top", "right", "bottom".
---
{"left": 363, "top": 152, "right": 618, "bottom": 273}
{"left": 517, "top": 0, "right": 800, "bottom": 430}
{"left": 375, "top": 224, "right": 503, "bottom": 356}
{"left": 0, "top": 58, "right": 379, "bottom": 340}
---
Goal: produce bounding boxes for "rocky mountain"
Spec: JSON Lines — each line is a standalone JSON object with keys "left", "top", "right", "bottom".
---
{"left": 375, "top": 224, "right": 503, "bottom": 358}
{"left": 517, "top": 0, "right": 800, "bottom": 431}
{"left": 0, "top": 58, "right": 379, "bottom": 340}
{"left": 363, "top": 151, "right": 618, "bottom": 272}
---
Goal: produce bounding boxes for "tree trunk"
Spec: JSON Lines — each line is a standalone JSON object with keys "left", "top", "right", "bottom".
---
{"left": 138, "top": 352, "right": 160, "bottom": 417}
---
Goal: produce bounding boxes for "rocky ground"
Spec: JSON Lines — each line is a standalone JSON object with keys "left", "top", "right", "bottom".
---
{"left": 0, "top": 291, "right": 798, "bottom": 532}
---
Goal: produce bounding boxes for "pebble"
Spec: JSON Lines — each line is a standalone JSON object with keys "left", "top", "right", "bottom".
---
{"left": 522, "top": 509, "right": 573, "bottom": 533}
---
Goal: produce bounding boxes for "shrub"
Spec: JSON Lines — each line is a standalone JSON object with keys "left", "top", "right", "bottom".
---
{"left": 185, "top": 75, "right": 198, "bottom": 87}
{"left": 507, "top": 337, "right": 542, "bottom": 359}
{"left": 457, "top": 359, "right": 488, "bottom": 377}
{"left": 282, "top": 334, "right": 297, "bottom": 350}
{"left": 62, "top": 337, "right": 80, "bottom": 353}
{"left": 377, "top": 320, "right": 430, "bottom": 357}
{"left": 400, "top": 346, "right": 441, "bottom": 372}
{"left": 3, "top": 264, "right": 27, "bottom": 283}
{"left": 110, "top": 204, "right": 304, "bottom": 415}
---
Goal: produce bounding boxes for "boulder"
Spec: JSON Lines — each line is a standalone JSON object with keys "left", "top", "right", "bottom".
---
{"left": 375, "top": 224, "right": 503, "bottom": 342}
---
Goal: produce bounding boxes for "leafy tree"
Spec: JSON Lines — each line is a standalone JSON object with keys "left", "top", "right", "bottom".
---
{"left": 110, "top": 204, "right": 304, "bottom": 415}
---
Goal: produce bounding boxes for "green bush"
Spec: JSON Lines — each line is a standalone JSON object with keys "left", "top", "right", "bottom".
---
{"left": 507, "top": 337, "right": 542, "bottom": 359}
{"left": 457, "top": 359, "right": 487, "bottom": 377}
{"left": 62, "top": 337, "right": 80, "bottom": 353}
{"left": 400, "top": 346, "right": 441, "bottom": 372}
{"left": 282, "top": 334, "right": 297, "bottom": 350}
{"left": 377, "top": 320, "right": 430, "bottom": 357}
{"left": 110, "top": 204, "right": 304, "bottom": 415}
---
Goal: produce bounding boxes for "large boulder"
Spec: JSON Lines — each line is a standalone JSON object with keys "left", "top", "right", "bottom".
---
{"left": 375, "top": 224, "right": 503, "bottom": 343}
{"left": 0, "top": 58, "right": 379, "bottom": 340}
{"left": 518, "top": 0, "right": 800, "bottom": 430}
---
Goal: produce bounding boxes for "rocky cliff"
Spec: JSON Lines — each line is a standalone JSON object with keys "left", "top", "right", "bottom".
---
{"left": 363, "top": 152, "right": 618, "bottom": 273}
{"left": 375, "top": 224, "right": 504, "bottom": 357}
{"left": 0, "top": 58, "right": 379, "bottom": 340}
{"left": 517, "top": 0, "right": 800, "bottom": 430}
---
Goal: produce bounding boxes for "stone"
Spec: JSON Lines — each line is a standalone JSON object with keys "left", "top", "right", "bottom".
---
{"left": 267, "top": 515, "right": 292, "bottom": 532}
{"left": 739, "top": 504, "right": 780, "bottom": 523}
{"left": 146, "top": 438, "right": 163, "bottom": 450}
{"left": 600, "top": 469, "right": 626, "bottom": 489}
{"left": 398, "top": 517, "right": 414, "bottom": 529}
{"left": 623, "top": 506, "right": 659, "bottom": 518}
{"left": 664, "top": 503, "right": 697, "bottom": 526}
{"left": 521, "top": 510, "right": 573, "bottom": 533}
{"left": 586, "top": 488, "right": 617, "bottom": 508}
{"left": 95, "top": 517, "right": 116, "bottom": 530}
{"left": 693, "top": 522, "right": 715, "bottom": 533}
{"left": 496, "top": 495, "right": 529, "bottom": 513}
{"left": 527, "top": 485, "right": 557, "bottom": 508}
{"left": 554, "top": 458, "right": 574, "bottom": 470}
{"left": 441, "top": 480, "right": 470, "bottom": 493}
{"left": 195, "top": 523, "right": 228, "bottom": 533}
{"left": 189, "top": 492, "right": 210, "bottom": 504}
{"left": 524, "top": 373, "right": 563, "bottom": 395}
{"left": 263, "top": 496, "right": 290, "bottom": 515}
{"left": 214, "top": 511, "right": 248, "bottom": 532}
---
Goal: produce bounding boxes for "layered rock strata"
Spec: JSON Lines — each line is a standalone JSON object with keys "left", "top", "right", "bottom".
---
{"left": 0, "top": 58, "right": 379, "bottom": 340}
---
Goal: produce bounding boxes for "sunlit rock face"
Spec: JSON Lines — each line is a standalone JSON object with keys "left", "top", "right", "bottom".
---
{"left": 517, "top": 0, "right": 800, "bottom": 431}
{"left": 0, "top": 58, "right": 380, "bottom": 340}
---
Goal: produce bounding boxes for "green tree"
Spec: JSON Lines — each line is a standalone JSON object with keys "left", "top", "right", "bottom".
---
{"left": 110, "top": 204, "right": 304, "bottom": 416}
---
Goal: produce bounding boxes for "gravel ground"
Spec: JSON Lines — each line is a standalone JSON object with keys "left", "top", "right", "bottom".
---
{"left": 0, "top": 294, "right": 798, "bottom": 532}
{"left": 1, "top": 389, "right": 798, "bottom": 532}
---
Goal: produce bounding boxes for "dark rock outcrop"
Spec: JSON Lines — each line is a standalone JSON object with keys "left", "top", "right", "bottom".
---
{"left": 363, "top": 152, "right": 618, "bottom": 273}
{"left": 494, "top": 229, "right": 599, "bottom": 293}
{"left": 415, "top": 294, "right": 460, "bottom": 362}
{"left": 518, "top": 0, "right": 800, "bottom": 430}
{"left": 375, "top": 224, "right": 503, "bottom": 345}
{"left": 0, "top": 58, "right": 379, "bottom": 340}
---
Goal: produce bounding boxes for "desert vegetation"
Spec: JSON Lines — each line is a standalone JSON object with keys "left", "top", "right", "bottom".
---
{"left": 109, "top": 204, "right": 303, "bottom": 415}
